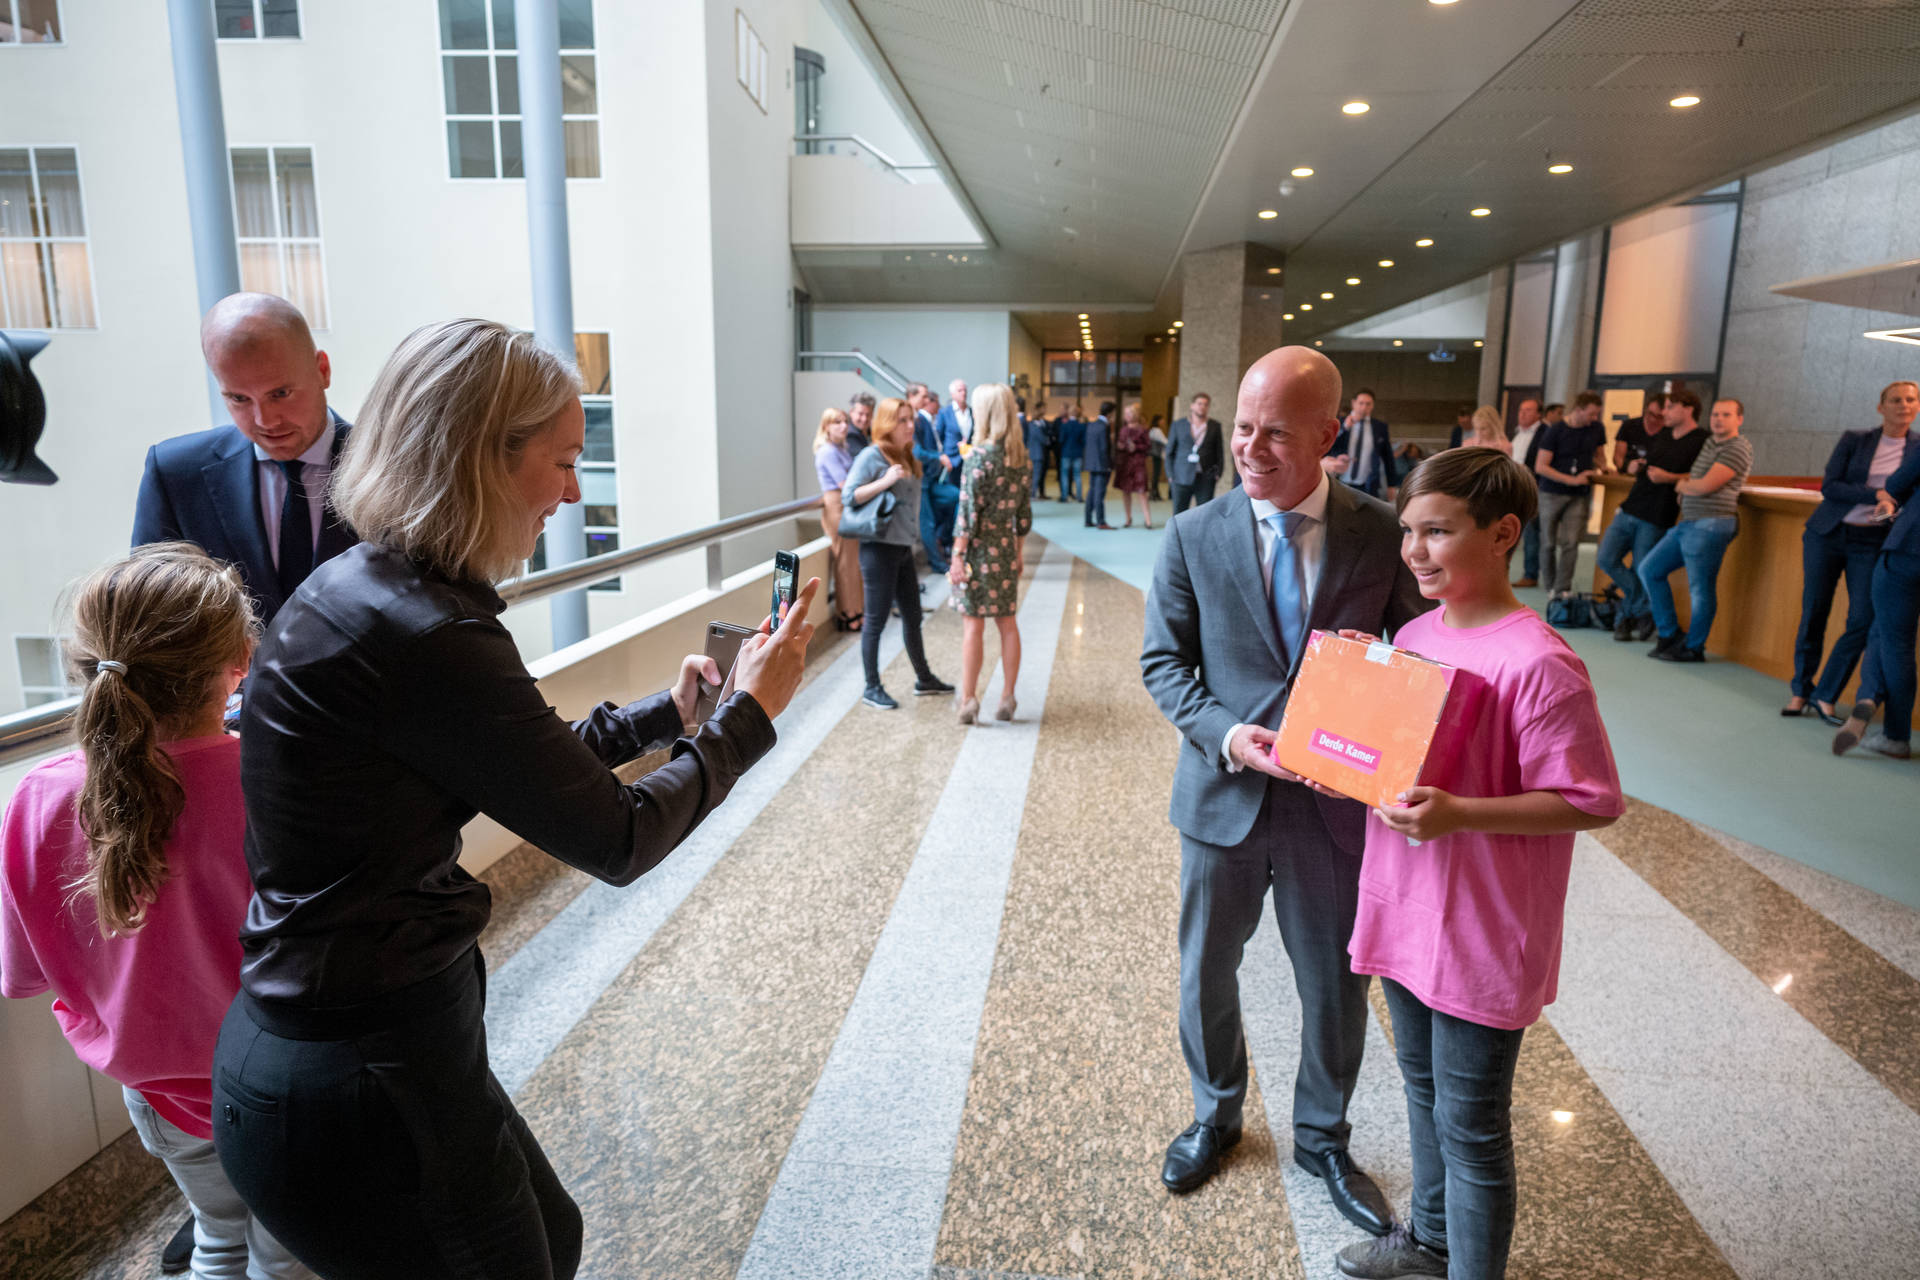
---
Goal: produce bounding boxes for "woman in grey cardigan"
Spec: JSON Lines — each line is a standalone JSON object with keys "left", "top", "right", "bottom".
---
{"left": 842, "top": 395, "right": 953, "bottom": 710}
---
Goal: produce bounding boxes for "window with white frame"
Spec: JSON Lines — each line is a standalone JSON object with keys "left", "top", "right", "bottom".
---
{"left": 214, "top": 0, "right": 299, "bottom": 39}
{"left": 528, "top": 332, "right": 620, "bottom": 591}
{"left": 15, "top": 635, "right": 76, "bottom": 709}
{"left": 735, "top": 11, "right": 768, "bottom": 113}
{"left": 437, "top": 0, "right": 600, "bottom": 180}
{"left": 0, "top": 147, "right": 97, "bottom": 329}
{"left": 0, "top": 0, "right": 62, "bottom": 43}
{"left": 229, "top": 146, "right": 329, "bottom": 330}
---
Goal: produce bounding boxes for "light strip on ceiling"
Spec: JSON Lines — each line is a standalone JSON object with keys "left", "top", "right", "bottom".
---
{"left": 1864, "top": 327, "right": 1920, "bottom": 347}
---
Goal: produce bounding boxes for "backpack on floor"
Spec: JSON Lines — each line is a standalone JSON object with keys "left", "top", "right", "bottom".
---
{"left": 1546, "top": 592, "right": 1590, "bottom": 629}
{"left": 1588, "top": 585, "right": 1622, "bottom": 632}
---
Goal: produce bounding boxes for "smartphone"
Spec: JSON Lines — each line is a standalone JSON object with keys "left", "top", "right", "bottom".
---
{"left": 771, "top": 549, "right": 800, "bottom": 624}
{"left": 693, "top": 621, "right": 758, "bottom": 726}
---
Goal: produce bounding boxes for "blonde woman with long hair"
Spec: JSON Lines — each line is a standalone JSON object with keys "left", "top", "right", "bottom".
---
{"left": 812, "top": 405, "right": 864, "bottom": 630}
{"left": 0, "top": 545, "right": 312, "bottom": 1277}
{"left": 1464, "top": 405, "right": 1511, "bottom": 455}
{"left": 948, "top": 383, "right": 1034, "bottom": 723}
{"left": 206, "top": 319, "right": 819, "bottom": 1278}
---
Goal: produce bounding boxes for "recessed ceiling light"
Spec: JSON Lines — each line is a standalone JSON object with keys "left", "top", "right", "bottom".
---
{"left": 1429, "top": 0, "right": 1459, "bottom": 5}
{"left": 1260, "top": 293, "right": 1270, "bottom": 300}
{"left": 1257, "top": 209, "right": 1278, "bottom": 219}
{"left": 1282, "top": 313, "right": 1295, "bottom": 320}
{"left": 1167, "top": 327, "right": 1176, "bottom": 334}
{"left": 1300, "top": 303, "right": 1313, "bottom": 311}
{"left": 1290, "top": 166, "right": 1315, "bottom": 178}
{"left": 1173, "top": 321, "right": 1183, "bottom": 328}
{"left": 1266, "top": 266, "right": 1281, "bottom": 275}
{"left": 1415, "top": 238, "right": 1434, "bottom": 247}
{"left": 1548, "top": 163, "right": 1573, "bottom": 175}
{"left": 1077, "top": 313, "right": 1088, "bottom": 319}
{"left": 1392, "top": 339, "right": 1404, "bottom": 347}
{"left": 1670, "top": 94, "right": 1701, "bottom": 109}
{"left": 1346, "top": 277, "right": 1361, "bottom": 286}
{"left": 1342, "top": 101, "right": 1370, "bottom": 115}
{"left": 1473, "top": 340, "right": 1484, "bottom": 347}
{"left": 1320, "top": 291, "right": 1335, "bottom": 299}
{"left": 1378, "top": 259, "right": 1395, "bottom": 268}
{"left": 1470, "top": 207, "right": 1490, "bottom": 217}
{"left": 1314, "top": 340, "right": 1324, "bottom": 347}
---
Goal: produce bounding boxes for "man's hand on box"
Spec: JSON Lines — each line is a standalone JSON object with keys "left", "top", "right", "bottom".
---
{"left": 1376, "top": 786, "right": 1464, "bottom": 841}
{"left": 1229, "top": 724, "right": 1292, "bottom": 779}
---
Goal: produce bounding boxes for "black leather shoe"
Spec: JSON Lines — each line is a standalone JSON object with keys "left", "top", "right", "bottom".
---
{"left": 1653, "top": 643, "right": 1704, "bottom": 663}
{"left": 1647, "top": 632, "right": 1683, "bottom": 658}
{"left": 913, "top": 674, "right": 955, "bottom": 696}
{"left": 1161, "top": 1121, "right": 1241, "bottom": 1194}
{"left": 1295, "top": 1143, "right": 1394, "bottom": 1236}
{"left": 1633, "top": 615, "right": 1656, "bottom": 641}
{"left": 161, "top": 1214, "right": 195, "bottom": 1274}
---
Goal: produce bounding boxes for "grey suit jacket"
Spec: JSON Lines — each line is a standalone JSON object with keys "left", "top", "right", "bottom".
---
{"left": 1141, "top": 482, "right": 1430, "bottom": 848}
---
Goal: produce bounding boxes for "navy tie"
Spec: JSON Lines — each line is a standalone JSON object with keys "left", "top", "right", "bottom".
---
{"left": 1267, "top": 510, "right": 1310, "bottom": 663}
{"left": 276, "top": 459, "right": 314, "bottom": 601}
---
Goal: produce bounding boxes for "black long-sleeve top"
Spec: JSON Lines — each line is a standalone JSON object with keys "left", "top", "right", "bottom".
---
{"left": 236, "top": 543, "right": 776, "bottom": 1007}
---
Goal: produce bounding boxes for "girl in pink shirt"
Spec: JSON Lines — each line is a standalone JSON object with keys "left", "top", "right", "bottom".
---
{"left": 0, "top": 544, "right": 308, "bottom": 1279}
{"left": 1334, "top": 450, "right": 1623, "bottom": 1280}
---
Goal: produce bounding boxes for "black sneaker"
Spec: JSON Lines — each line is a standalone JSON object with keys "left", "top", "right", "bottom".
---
{"left": 1612, "top": 616, "right": 1636, "bottom": 641}
{"left": 1336, "top": 1223, "right": 1447, "bottom": 1278}
{"left": 1654, "top": 644, "right": 1705, "bottom": 663}
{"left": 1633, "top": 614, "right": 1657, "bottom": 641}
{"left": 862, "top": 686, "right": 898, "bottom": 710}
{"left": 1647, "top": 632, "right": 1683, "bottom": 658}
{"left": 914, "top": 675, "right": 956, "bottom": 696}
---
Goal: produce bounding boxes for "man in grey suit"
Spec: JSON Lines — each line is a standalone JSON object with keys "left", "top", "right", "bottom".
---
{"left": 1141, "top": 346, "right": 1427, "bottom": 1234}
{"left": 1165, "top": 392, "right": 1224, "bottom": 515}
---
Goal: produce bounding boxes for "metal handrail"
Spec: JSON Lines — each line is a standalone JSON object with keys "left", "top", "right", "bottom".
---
{"left": 0, "top": 495, "right": 823, "bottom": 770}
{"left": 793, "top": 132, "right": 940, "bottom": 178}
{"left": 796, "top": 349, "right": 911, "bottom": 394}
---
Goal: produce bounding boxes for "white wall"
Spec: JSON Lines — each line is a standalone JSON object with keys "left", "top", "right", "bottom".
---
{"left": 789, "top": 152, "right": 979, "bottom": 248}
{"left": 800, "top": 0, "right": 928, "bottom": 166}
{"left": 1594, "top": 201, "right": 1738, "bottom": 377}
{"left": 1329, "top": 275, "right": 1492, "bottom": 342}
{"left": 811, "top": 307, "right": 1013, "bottom": 399}
{"left": 1502, "top": 258, "right": 1555, "bottom": 386}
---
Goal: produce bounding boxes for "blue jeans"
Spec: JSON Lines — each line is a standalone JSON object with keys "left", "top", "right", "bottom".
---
{"left": 1595, "top": 509, "right": 1665, "bottom": 621}
{"left": 1859, "top": 549, "right": 1920, "bottom": 742}
{"left": 1084, "top": 470, "right": 1109, "bottom": 526}
{"left": 1060, "top": 455, "right": 1082, "bottom": 500}
{"left": 1382, "top": 979, "right": 1526, "bottom": 1278}
{"left": 1794, "top": 524, "right": 1886, "bottom": 701}
{"left": 1520, "top": 518, "right": 1539, "bottom": 581}
{"left": 1639, "top": 516, "right": 1738, "bottom": 651}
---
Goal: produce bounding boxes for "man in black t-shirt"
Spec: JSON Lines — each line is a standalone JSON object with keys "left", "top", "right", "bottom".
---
{"left": 1597, "top": 391, "right": 1707, "bottom": 639}
{"left": 1532, "top": 391, "right": 1610, "bottom": 596}
{"left": 1612, "top": 392, "right": 1667, "bottom": 472}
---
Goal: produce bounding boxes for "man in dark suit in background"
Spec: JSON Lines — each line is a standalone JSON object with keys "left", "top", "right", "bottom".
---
{"left": 1166, "top": 392, "right": 1224, "bottom": 515}
{"left": 1142, "top": 346, "right": 1427, "bottom": 1232}
{"left": 908, "top": 382, "right": 956, "bottom": 573}
{"left": 1321, "top": 388, "right": 1396, "bottom": 499}
{"left": 1083, "top": 401, "right": 1115, "bottom": 529}
{"left": 133, "top": 293, "right": 356, "bottom": 627}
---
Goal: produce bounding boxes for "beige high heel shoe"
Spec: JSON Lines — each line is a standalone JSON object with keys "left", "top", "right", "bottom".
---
{"left": 958, "top": 696, "right": 981, "bottom": 725}
{"left": 995, "top": 696, "right": 1016, "bottom": 721}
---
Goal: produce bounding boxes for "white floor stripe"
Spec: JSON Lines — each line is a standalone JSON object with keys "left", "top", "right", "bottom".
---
{"left": 734, "top": 542, "right": 1075, "bottom": 1280}
{"left": 485, "top": 577, "right": 951, "bottom": 1097}
{"left": 1553, "top": 834, "right": 1920, "bottom": 1280}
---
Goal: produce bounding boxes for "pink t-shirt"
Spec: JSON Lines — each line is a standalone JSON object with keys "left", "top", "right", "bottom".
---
{"left": 1, "top": 735, "right": 251, "bottom": 1139}
{"left": 1348, "top": 607, "right": 1623, "bottom": 1031}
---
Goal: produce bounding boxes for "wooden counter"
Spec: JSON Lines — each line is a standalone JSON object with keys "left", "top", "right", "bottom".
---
{"left": 1592, "top": 475, "right": 1916, "bottom": 699}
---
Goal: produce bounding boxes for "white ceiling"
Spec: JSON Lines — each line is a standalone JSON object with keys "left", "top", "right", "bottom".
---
{"left": 806, "top": 0, "right": 1920, "bottom": 348}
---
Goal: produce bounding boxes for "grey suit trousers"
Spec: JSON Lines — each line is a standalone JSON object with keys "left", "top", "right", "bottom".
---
{"left": 1179, "top": 778, "right": 1369, "bottom": 1151}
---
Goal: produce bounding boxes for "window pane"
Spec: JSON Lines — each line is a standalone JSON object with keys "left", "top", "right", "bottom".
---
{"left": 31, "top": 148, "right": 83, "bottom": 237}
{"left": 262, "top": 0, "right": 299, "bottom": 38}
{"left": 447, "top": 120, "right": 496, "bottom": 178}
{"left": 583, "top": 507, "right": 618, "bottom": 530}
{"left": 0, "top": 150, "right": 34, "bottom": 237}
{"left": 19, "top": 0, "right": 63, "bottom": 41}
{"left": 439, "top": 0, "right": 486, "bottom": 49}
{"left": 230, "top": 148, "right": 275, "bottom": 237}
{"left": 557, "top": 0, "right": 592, "bottom": 49}
{"left": 275, "top": 148, "right": 319, "bottom": 238}
{"left": 494, "top": 54, "right": 519, "bottom": 116}
{"left": 563, "top": 120, "right": 599, "bottom": 178}
{"left": 560, "top": 53, "right": 596, "bottom": 114}
{"left": 579, "top": 468, "right": 616, "bottom": 508}
{"left": 214, "top": 0, "right": 255, "bottom": 37}
{"left": 285, "top": 243, "right": 327, "bottom": 329}
{"left": 443, "top": 54, "right": 493, "bottom": 115}
{"left": 238, "top": 241, "right": 280, "bottom": 296}
{"left": 2, "top": 242, "right": 51, "bottom": 328}
{"left": 498, "top": 120, "right": 523, "bottom": 178}
{"left": 582, "top": 402, "right": 613, "bottom": 461}
{"left": 574, "top": 332, "right": 609, "bottom": 394}
{"left": 491, "top": 0, "right": 515, "bottom": 49}
{"left": 47, "top": 241, "right": 95, "bottom": 327}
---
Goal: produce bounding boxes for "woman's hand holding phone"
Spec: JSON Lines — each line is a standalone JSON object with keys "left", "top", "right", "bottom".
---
{"left": 672, "top": 653, "right": 724, "bottom": 735}
{"left": 733, "top": 577, "right": 821, "bottom": 719}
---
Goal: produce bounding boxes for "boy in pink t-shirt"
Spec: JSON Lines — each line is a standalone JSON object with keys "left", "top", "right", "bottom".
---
{"left": 1333, "top": 449, "right": 1623, "bottom": 1280}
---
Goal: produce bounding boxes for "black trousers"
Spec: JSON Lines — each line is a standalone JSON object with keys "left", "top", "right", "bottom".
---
{"left": 212, "top": 948, "right": 582, "bottom": 1280}
{"left": 1169, "top": 475, "right": 1218, "bottom": 515}
{"left": 858, "top": 540, "right": 932, "bottom": 691}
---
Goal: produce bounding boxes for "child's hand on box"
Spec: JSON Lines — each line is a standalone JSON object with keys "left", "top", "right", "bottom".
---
{"left": 1376, "top": 786, "right": 1465, "bottom": 841}
{"left": 1335, "top": 629, "right": 1382, "bottom": 645}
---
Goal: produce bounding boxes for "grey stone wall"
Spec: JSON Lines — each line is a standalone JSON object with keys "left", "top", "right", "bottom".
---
{"left": 1721, "top": 112, "right": 1920, "bottom": 475}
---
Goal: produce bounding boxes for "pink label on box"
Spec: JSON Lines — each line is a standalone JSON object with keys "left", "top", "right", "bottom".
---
{"left": 1308, "top": 729, "right": 1382, "bottom": 774}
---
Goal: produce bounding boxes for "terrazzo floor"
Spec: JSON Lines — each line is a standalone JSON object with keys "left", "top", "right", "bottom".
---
{"left": 6, "top": 530, "right": 1919, "bottom": 1280}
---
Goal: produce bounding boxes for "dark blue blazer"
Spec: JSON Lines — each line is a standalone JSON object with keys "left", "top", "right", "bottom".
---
{"left": 131, "top": 413, "right": 357, "bottom": 623}
{"left": 1329, "top": 417, "right": 1396, "bottom": 497}
{"left": 1881, "top": 445, "right": 1920, "bottom": 557}
{"left": 1060, "top": 416, "right": 1087, "bottom": 460}
{"left": 1808, "top": 428, "right": 1920, "bottom": 536}
{"left": 1083, "top": 416, "right": 1112, "bottom": 471}
{"left": 934, "top": 403, "right": 967, "bottom": 458}
{"left": 912, "top": 409, "right": 952, "bottom": 486}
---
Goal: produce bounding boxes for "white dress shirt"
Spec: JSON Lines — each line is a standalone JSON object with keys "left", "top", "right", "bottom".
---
{"left": 954, "top": 404, "right": 973, "bottom": 442}
{"left": 1344, "top": 417, "right": 1374, "bottom": 486}
{"left": 1222, "top": 470, "right": 1332, "bottom": 771}
{"left": 1510, "top": 423, "right": 1539, "bottom": 468}
{"left": 1844, "top": 433, "right": 1909, "bottom": 525}
{"left": 254, "top": 416, "right": 336, "bottom": 569}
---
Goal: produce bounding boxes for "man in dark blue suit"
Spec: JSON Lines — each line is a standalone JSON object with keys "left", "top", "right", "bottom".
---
{"left": 1321, "top": 388, "right": 1396, "bottom": 498}
{"left": 935, "top": 379, "right": 972, "bottom": 457}
{"left": 132, "top": 293, "right": 356, "bottom": 626}
{"left": 908, "top": 382, "right": 956, "bottom": 572}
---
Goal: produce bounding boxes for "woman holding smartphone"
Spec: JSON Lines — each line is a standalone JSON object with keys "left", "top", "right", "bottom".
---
{"left": 211, "top": 319, "right": 818, "bottom": 1280}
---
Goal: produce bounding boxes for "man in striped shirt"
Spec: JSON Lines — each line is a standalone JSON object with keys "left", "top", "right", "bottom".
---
{"left": 1638, "top": 396, "right": 1755, "bottom": 663}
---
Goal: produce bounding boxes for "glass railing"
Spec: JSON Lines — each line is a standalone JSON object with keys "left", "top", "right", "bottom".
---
{"left": 795, "top": 349, "right": 911, "bottom": 396}
{"left": 792, "top": 133, "right": 942, "bottom": 185}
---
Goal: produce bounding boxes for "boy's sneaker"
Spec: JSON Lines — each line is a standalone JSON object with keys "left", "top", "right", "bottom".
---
{"left": 1860, "top": 731, "right": 1912, "bottom": 760}
{"left": 862, "top": 686, "right": 898, "bottom": 710}
{"left": 1335, "top": 1224, "right": 1447, "bottom": 1278}
{"left": 914, "top": 675, "right": 956, "bottom": 696}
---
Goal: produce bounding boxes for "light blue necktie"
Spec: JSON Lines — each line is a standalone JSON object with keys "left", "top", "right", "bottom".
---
{"left": 1267, "top": 510, "right": 1310, "bottom": 662}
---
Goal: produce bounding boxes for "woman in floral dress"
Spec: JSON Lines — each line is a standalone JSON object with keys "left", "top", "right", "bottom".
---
{"left": 1113, "top": 401, "right": 1155, "bottom": 528}
{"left": 948, "top": 383, "right": 1034, "bottom": 724}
